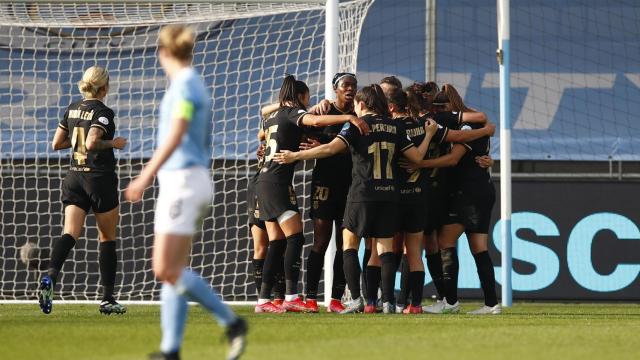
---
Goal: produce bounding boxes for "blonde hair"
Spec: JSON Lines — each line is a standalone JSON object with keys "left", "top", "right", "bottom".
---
{"left": 78, "top": 66, "right": 109, "bottom": 99}
{"left": 158, "top": 25, "right": 195, "bottom": 61}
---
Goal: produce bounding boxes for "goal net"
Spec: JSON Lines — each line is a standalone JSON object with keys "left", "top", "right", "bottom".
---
{"left": 0, "top": 0, "right": 373, "bottom": 302}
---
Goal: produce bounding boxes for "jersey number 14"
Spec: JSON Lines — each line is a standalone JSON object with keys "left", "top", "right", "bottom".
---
{"left": 71, "top": 127, "right": 87, "bottom": 165}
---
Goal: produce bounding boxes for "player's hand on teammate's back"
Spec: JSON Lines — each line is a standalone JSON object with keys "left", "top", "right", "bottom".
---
{"left": 483, "top": 122, "right": 496, "bottom": 136}
{"left": 124, "top": 173, "right": 152, "bottom": 202}
{"left": 475, "top": 155, "right": 494, "bottom": 168}
{"left": 112, "top": 137, "right": 128, "bottom": 150}
{"left": 424, "top": 119, "right": 437, "bottom": 137}
{"left": 398, "top": 158, "right": 418, "bottom": 172}
{"left": 256, "top": 143, "right": 265, "bottom": 160}
{"left": 299, "top": 138, "right": 321, "bottom": 150}
{"left": 309, "top": 99, "right": 332, "bottom": 115}
{"left": 273, "top": 150, "right": 297, "bottom": 164}
{"left": 349, "top": 116, "right": 370, "bottom": 135}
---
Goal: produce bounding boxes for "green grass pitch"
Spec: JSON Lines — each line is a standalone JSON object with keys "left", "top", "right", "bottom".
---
{"left": 2, "top": 303, "right": 639, "bottom": 360}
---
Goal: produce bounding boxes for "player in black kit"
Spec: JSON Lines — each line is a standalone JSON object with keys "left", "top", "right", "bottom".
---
{"left": 247, "top": 120, "right": 286, "bottom": 306}
{"left": 301, "top": 72, "right": 357, "bottom": 313}
{"left": 254, "top": 75, "right": 368, "bottom": 313}
{"left": 274, "top": 84, "right": 436, "bottom": 314}
{"left": 387, "top": 87, "right": 495, "bottom": 313}
{"left": 407, "top": 85, "right": 499, "bottom": 314}
{"left": 40, "top": 66, "right": 127, "bottom": 315}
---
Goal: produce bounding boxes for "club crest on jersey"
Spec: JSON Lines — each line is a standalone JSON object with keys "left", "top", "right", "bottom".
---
{"left": 98, "top": 117, "right": 109, "bottom": 125}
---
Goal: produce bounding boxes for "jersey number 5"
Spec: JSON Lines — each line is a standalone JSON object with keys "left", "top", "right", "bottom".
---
{"left": 71, "top": 127, "right": 87, "bottom": 165}
{"left": 264, "top": 124, "right": 279, "bottom": 162}
{"left": 368, "top": 141, "right": 395, "bottom": 180}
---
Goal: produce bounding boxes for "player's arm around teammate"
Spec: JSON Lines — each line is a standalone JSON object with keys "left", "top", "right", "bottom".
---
{"left": 275, "top": 84, "right": 436, "bottom": 313}
{"left": 41, "top": 66, "right": 127, "bottom": 316}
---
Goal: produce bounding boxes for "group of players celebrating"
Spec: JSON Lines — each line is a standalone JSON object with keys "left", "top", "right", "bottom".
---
{"left": 249, "top": 73, "right": 502, "bottom": 315}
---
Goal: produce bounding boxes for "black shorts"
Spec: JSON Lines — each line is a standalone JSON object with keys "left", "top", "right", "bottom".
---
{"left": 446, "top": 180, "right": 496, "bottom": 234}
{"left": 256, "top": 181, "right": 299, "bottom": 222}
{"left": 343, "top": 201, "right": 397, "bottom": 238}
{"left": 247, "top": 175, "right": 266, "bottom": 230}
{"left": 424, "top": 183, "right": 449, "bottom": 234}
{"left": 397, "top": 201, "right": 426, "bottom": 234}
{"left": 309, "top": 181, "right": 349, "bottom": 222}
{"left": 61, "top": 171, "right": 119, "bottom": 213}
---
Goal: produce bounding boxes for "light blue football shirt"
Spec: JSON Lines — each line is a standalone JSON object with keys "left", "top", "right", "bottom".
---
{"left": 158, "top": 67, "right": 212, "bottom": 170}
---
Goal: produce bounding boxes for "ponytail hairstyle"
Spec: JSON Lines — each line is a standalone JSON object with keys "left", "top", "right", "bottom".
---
{"left": 158, "top": 24, "right": 195, "bottom": 62}
{"left": 355, "top": 84, "right": 391, "bottom": 117}
{"left": 278, "top": 74, "right": 309, "bottom": 109}
{"left": 441, "top": 83, "right": 473, "bottom": 112}
{"left": 78, "top": 66, "right": 109, "bottom": 99}
{"left": 386, "top": 87, "right": 408, "bottom": 115}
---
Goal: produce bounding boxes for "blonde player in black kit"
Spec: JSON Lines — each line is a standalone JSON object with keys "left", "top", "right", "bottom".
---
{"left": 254, "top": 75, "right": 368, "bottom": 313}
{"left": 40, "top": 66, "right": 127, "bottom": 315}
{"left": 274, "top": 84, "right": 436, "bottom": 314}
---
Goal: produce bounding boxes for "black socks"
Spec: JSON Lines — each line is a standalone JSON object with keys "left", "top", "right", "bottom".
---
{"left": 397, "top": 255, "right": 410, "bottom": 305}
{"left": 47, "top": 233, "right": 76, "bottom": 285}
{"left": 409, "top": 271, "right": 425, "bottom": 306}
{"left": 441, "top": 247, "right": 459, "bottom": 305}
{"left": 343, "top": 249, "right": 361, "bottom": 299}
{"left": 99, "top": 240, "right": 117, "bottom": 301}
{"left": 331, "top": 248, "right": 346, "bottom": 300}
{"left": 473, "top": 251, "right": 498, "bottom": 307}
{"left": 365, "top": 266, "right": 381, "bottom": 305}
{"left": 305, "top": 250, "right": 324, "bottom": 300}
{"left": 426, "top": 252, "right": 445, "bottom": 300}
{"left": 379, "top": 252, "right": 396, "bottom": 304}
{"left": 284, "top": 233, "right": 305, "bottom": 295}
{"left": 252, "top": 258, "right": 265, "bottom": 295}
{"left": 259, "top": 239, "right": 286, "bottom": 299}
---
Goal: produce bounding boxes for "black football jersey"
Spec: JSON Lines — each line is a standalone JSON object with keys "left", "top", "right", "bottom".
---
{"left": 398, "top": 116, "right": 449, "bottom": 202}
{"left": 259, "top": 106, "right": 307, "bottom": 184}
{"left": 58, "top": 99, "right": 116, "bottom": 173}
{"left": 337, "top": 114, "right": 414, "bottom": 203}
{"left": 306, "top": 102, "right": 354, "bottom": 186}
{"left": 423, "top": 112, "right": 459, "bottom": 186}
{"left": 452, "top": 122, "right": 491, "bottom": 183}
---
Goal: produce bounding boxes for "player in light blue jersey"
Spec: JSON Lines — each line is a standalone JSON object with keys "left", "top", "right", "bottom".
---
{"left": 125, "top": 25, "right": 247, "bottom": 360}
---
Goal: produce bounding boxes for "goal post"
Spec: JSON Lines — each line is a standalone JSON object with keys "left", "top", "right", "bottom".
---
{"left": 0, "top": 0, "right": 373, "bottom": 303}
